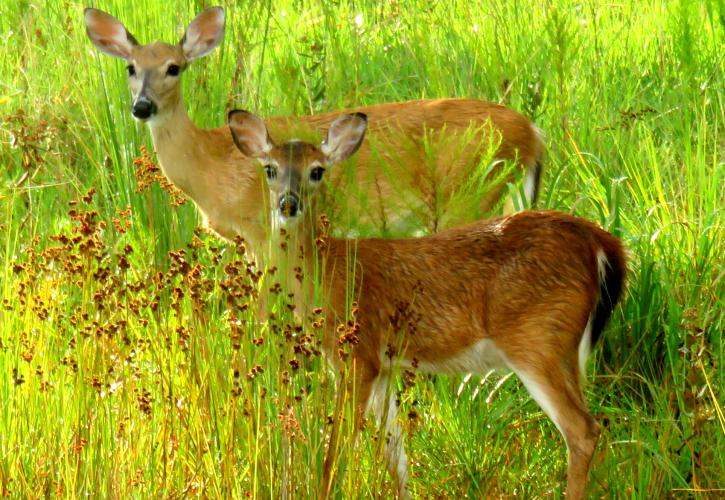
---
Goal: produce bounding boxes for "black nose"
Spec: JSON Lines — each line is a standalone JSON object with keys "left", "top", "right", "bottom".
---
{"left": 132, "top": 98, "right": 156, "bottom": 120}
{"left": 279, "top": 193, "right": 300, "bottom": 218}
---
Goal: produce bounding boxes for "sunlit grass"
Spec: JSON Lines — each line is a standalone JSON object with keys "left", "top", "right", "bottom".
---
{"left": 1, "top": 0, "right": 723, "bottom": 497}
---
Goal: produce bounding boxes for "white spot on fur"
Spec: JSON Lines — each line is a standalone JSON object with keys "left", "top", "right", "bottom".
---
{"left": 578, "top": 249, "right": 609, "bottom": 380}
{"left": 525, "top": 124, "right": 546, "bottom": 205}
{"left": 524, "top": 164, "right": 539, "bottom": 204}
{"left": 596, "top": 249, "right": 608, "bottom": 283}
{"left": 272, "top": 211, "right": 300, "bottom": 232}
{"left": 578, "top": 318, "right": 592, "bottom": 381}
{"left": 533, "top": 125, "right": 545, "bottom": 155}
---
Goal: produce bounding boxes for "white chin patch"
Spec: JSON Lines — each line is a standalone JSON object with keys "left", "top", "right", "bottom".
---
{"left": 273, "top": 211, "right": 302, "bottom": 230}
{"left": 145, "top": 111, "right": 170, "bottom": 128}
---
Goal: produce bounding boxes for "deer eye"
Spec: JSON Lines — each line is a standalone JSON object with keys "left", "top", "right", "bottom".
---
{"left": 127, "top": 64, "right": 136, "bottom": 77}
{"left": 263, "top": 164, "right": 277, "bottom": 180}
{"left": 167, "top": 64, "right": 181, "bottom": 76}
{"left": 309, "top": 166, "right": 325, "bottom": 182}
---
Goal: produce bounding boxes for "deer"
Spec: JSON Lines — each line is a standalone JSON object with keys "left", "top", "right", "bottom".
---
{"left": 84, "top": 6, "right": 545, "bottom": 258}
{"left": 227, "top": 109, "right": 627, "bottom": 499}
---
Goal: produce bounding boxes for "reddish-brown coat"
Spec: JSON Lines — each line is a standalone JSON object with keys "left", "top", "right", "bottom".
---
{"left": 300, "top": 211, "right": 626, "bottom": 500}
{"left": 313, "top": 211, "right": 623, "bottom": 374}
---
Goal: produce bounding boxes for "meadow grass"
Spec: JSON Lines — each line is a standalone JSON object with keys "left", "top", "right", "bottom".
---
{"left": 1, "top": 0, "right": 723, "bottom": 497}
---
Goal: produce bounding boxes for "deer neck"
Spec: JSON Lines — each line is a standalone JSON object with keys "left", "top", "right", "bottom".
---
{"left": 146, "top": 98, "right": 207, "bottom": 197}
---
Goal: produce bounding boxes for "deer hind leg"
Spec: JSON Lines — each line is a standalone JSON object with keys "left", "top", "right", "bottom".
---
{"left": 510, "top": 356, "right": 599, "bottom": 500}
{"left": 368, "top": 373, "right": 410, "bottom": 499}
{"left": 321, "top": 358, "right": 377, "bottom": 499}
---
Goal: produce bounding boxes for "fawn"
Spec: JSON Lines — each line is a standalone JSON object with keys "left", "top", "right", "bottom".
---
{"left": 228, "top": 110, "right": 626, "bottom": 499}
{"left": 84, "top": 6, "right": 544, "bottom": 254}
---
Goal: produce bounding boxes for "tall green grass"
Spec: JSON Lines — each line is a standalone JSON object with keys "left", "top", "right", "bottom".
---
{"left": 1, "top": 0, "right": 723, "bottom": 497}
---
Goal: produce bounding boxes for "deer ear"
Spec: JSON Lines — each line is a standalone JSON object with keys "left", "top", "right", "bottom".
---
{"left": 228, "top": 110, "right": 273, "bottom": 159}
{"left": 84, "top": 8, "right": 138, "bottom": 59}
{"left": 180, "top": 6, "right": 225, "bottom": 62}
{"left": 321, "top": 113, "right": 367, "bottom": 165}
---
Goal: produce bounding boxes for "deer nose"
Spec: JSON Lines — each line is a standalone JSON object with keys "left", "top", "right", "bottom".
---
{"left": 132, "top": 97, "right": 157, "bottom": 120}
{"left": 279, "top": 193, "right": 301, "bottom": 218}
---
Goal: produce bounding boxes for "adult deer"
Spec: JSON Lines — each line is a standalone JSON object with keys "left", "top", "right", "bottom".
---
{"left": 84, "top": 6, "right": 544, "bottom": 253}
{"left": 228, "top": 110, "right": 626, "bottom": 499}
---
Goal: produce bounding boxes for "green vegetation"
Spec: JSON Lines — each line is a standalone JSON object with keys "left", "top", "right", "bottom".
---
{"left": 1, "top": 0, "right": 722, "bottom": 497}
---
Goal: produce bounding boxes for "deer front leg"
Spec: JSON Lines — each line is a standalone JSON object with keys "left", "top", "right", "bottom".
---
{"left": 321, "top": 358, "right": 377, "bottom": 498}
{"left": 368, "top": 373, "right": 410, "bottom": 499}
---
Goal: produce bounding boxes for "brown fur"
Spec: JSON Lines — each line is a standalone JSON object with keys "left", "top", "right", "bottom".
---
{"left": 303, "top": 212, "right": 625, "bottom": 500}
{"left": 233, "top": 119, "right": 626, "bottom": 499}
{"left": 84, "top": 7, "right": 545, "bottom": 254}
